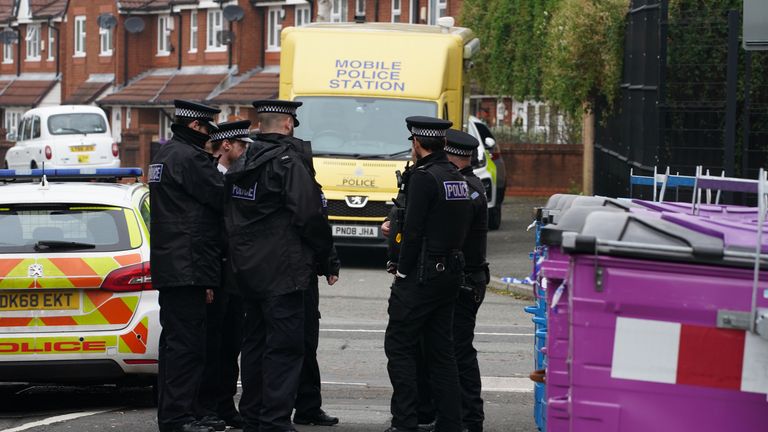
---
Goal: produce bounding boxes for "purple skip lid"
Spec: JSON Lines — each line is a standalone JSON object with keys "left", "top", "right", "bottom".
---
{"left": 661, "top": 212, "right": 768, "bottom": 254}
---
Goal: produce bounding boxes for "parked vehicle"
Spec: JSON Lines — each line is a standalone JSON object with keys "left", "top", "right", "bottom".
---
{"left": 3, "top": 105, "right": 120, "bottom": 170}
{"left": 467, "top": 115, "right": 507, "bottom": 230}
{"left": 0, "top": 168, "right": 156, "bottom": 388}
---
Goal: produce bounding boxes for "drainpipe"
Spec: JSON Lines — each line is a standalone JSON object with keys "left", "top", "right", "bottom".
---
{"left": 48, "top": 21, "right": 59, "bottom": 77}
{"left": 15, "top": 27, "right": 21, "bottom": 77}
{"left": 123, "top": 18, "right": 129, "bottom": 86}
{"left": 374, "top": 0, "right": 379, "bottom": 21}
{"left": 260, "top": 7, "right": 265, "bottom": 68}
{"left": 171, "top": 3, "right": 182, "bottom": 70}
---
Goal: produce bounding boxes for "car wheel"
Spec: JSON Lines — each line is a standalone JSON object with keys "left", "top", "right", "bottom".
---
{"left": 488, "top": 204, "right": 502, "bottom": 230}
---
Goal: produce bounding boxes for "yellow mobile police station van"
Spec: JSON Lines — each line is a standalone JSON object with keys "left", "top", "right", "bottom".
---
{"left": 280, "top": 19, "right": 497, "bottom": 247}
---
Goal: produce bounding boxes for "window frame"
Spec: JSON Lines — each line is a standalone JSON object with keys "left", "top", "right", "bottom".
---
{"left": 295, "top": 5, "right": 311, "bottom": 27}
{"left": 206, "top": 9, "right": 225, "bottom": 52}
{"left": 267, "top": 7, "right": 282, "bottom": 52}
{"left": 157, "top": 15, "right": 171, "bottom": 56}
{"left": 4, "top": 110, "right": 22, "bottom": 140}
{"left": 99, "top": 25, "right": 113, "bottom": 56}
{"left": 189, "top": 10, "right": 198, "bottom": 53}
{"left": 25, "top": 24, "right": 41, "bottom": 61}
{"left": 355, "top": 0, "right": 365, "bottom": 16}
{"left": 3, "top": 41, "right": 13, "bottom": 64}
{"left": 73, "top": 15, "right": 86, "bottom": 57}
{"left": 391, "top": 0, "right": 401, "bottom": 22}
{"left": 330, "top": 0, "right": 346, "bottom": 23}
{"left": 159, "top": 112, "right": 173, "bottom": 141}
{"left": 47, "top": 25, "right": 55, "bottom": 61}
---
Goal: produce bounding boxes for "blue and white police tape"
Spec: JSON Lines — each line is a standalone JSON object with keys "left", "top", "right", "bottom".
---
{"left": 501, "top": 276, "right": 534, "bottom": 285}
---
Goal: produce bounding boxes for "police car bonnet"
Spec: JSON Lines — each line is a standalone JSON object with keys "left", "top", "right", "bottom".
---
{"left": 405, "top": 116, "right": 452, "bottom": 141}
{"left": 253, "top": 99, "right": 302, "bottom": 127}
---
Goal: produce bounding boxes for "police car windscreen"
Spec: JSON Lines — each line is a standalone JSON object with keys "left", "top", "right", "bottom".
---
{"left": 48, "top": 114, "right": 107, "bottom": 135}
{"left": 0, "top": 205, "right": 133, "bottom": 253}
{"left": 294, "top": 97, "right": 437, "bottom": 158}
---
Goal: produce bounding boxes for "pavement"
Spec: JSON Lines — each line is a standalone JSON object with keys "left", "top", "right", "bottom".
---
{"left": 0, "top": 196, "right": 548, "bottom": 432}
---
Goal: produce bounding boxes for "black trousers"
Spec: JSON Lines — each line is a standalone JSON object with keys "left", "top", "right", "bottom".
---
{"left": 295, "top": 277, "right": 322, "bottom": 417}
{"left": 239, "top": 291, "right": 305, "bottom": 432}
{"left": 416, "top": 285, "right": 487, "bottom": 431}
{"left": 157, "top": 286, "right": 208, "bottom": 430}
{"left": 196, "top": 290, "right": 244, "bottom": 420}
{"left": 385, "top": 275, "right": 463, "bottom": 432}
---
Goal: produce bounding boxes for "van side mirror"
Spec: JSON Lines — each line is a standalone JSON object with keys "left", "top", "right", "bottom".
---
{"left": 484, "top": 137, "right": 496, "bottom": 149}
{"left": 6, "top": 132, "right": 16, "bottom": 142}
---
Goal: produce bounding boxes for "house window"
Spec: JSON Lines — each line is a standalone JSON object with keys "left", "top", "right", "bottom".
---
{"left": 295, "top": 5, "right": 311, "bottom": 27}
{"left": 391, "top": 0, "right": 401, "bottom": 22}
{"left": 331, "top": 0, "right": 347, "bottom": 22}
{"left": 26, "top": 24, "right": 41, "bottom": 61}
{"left": 355, "top": 0, "right": 365, "bottom": 16}
{"left": 74, "top": 16, "right": 86, "bottom": 56}
{"left": 189, "top": 11, "right": 198, "bottom": 52}
{"left": 207, "top": 9, "right": 225, "bottom": 51}
{"left": 159, "top": 112, "right": 173, "bottom": 141}
{"left": 100, "top": 25, "right": 113, "bottom": 56}
{"left": 267, "top": 8, "right": 282, "bottom": 51}
{"left": 4, "top": 109, "right": 22, "bottom": 140}
{"left": 157, "top": 15, "right": 171, "bottom": 55}
{"left": 47, "top": 25, "right": 55, "bottom": 60}
{"left": 428, "top": 0, "right": 448, "bottom": 24}
{"left": 2, "top": 42, "right": 13, "bottom": 64}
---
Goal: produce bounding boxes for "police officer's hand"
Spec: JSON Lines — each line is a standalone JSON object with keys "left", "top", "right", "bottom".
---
{"left": 205, "top": 289, "right": 214, "bottom": 304}
{"left": 381, "top": 220, "right": 391, "bottom": 236}
{"left": 386, "top": 260, "right": 397, "bottom": 275}
{"left": 326, "top": 275, "right": 339, "bottom": 286}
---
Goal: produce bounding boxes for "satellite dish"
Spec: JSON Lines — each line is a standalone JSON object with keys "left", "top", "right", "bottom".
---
{"left": 217, "top": 30, "right": 235, "bottom": 45}
{"left": 223, "top": 5, "right": 245, "bottom": 22}
{"left": 0, "top": 29, "right": 18, "bottom": 45}
{"left": 98, "top": 13, "right": 118, "bottom": 29}
{"left": 125, "top": 16, "right": 146, "bottom": 34}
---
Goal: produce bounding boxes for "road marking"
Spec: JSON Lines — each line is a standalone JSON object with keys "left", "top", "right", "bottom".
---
{"left": 481, "top": 376, "right": 534, "bottom": 393}
{"left": 237, "top": 381, "right": 368, "bottom": 388}
{"left": 2, "top": 409, "right": 114, "bottom": 432}
{"left": 320, "top": 328, "right": 533, "bottom": 337}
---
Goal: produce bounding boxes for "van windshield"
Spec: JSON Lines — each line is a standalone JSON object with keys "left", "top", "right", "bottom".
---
{"left": 294, "top": 97, "right": 437, "bottom": 159}
{"left": 48, "top": 114, "right": 107, "bottom": 135}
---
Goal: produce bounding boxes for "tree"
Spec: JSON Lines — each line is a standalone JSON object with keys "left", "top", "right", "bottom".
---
{"left": 541, "top": 0, "right": 628, "bottom": 117}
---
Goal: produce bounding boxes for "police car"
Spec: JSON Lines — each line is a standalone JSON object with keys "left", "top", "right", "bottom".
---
{"left": 0, "top": 168, "right": 157, "bottom": 387}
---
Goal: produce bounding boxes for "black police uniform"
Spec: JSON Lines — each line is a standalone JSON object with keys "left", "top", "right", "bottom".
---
{"left": 150, "top": 100, "right": 223, "bottom": 432}
{"left": 195, "top": 121, "right": 255, "bottom": 429}
{"left": 415, "top": 130, "right": 490, "bottom": 432}
{"left": 224, "top": 101, "right": 334, "bottom": 432}
{"left": 385, "top": 117, "right": 473, "bottom": 432}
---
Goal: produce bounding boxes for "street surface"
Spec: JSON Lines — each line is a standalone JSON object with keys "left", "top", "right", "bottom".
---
{"left": 0, "top": 198, "right": 545, "bottom": 432}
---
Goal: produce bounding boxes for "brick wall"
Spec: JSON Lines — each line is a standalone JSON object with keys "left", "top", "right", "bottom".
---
{"left": 502, "top": 143, "right": 583, "bottom": 197}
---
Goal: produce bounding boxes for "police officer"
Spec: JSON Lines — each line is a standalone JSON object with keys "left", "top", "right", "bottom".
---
{"left": 150, "top": 100, "right": 223, "bottom": 432}
{"left": 224, "top": 100, "right": 334, "bottom": 432}
{"left": 195, "top": 121, "right": 254, "bottom": 430}
{"left": 384, "top": 116, "right": 474, "bottom": 432}
{"left": 414, "top": 130, "right": 490, "bottom": 432}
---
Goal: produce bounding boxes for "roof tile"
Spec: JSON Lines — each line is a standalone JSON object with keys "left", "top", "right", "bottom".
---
{"left": 0, "top": 80, "right": 57, "bottom": 107}
{"left": 29, "top": 0, "right": 67, "bottom": 18}
{"left": 99, "top": 73, "right": 226, "bottom": 106}
{"left": 63, "top": 81, "right": 113, "bottom": 105}
{"left": 209, "top": 73, "right": 279, "bottom": 104}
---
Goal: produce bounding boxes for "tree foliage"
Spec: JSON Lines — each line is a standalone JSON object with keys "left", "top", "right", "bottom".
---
{"left": 461, "top": 0, "right": 628, "bottom": 117}
{"left": 541, "top": 0, "right": 628, "bottom": 117}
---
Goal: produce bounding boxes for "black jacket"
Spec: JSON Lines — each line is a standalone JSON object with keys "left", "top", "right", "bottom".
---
{"left": 460, "top": 165, "right": 489, "bottom": 281}
{"left": 225, "top": 134, "right": 334, "bottom": 299}
{"left": 397, "top": 151, "right": 473, "bottom": 277}
{"left": 149, "top": 124, "right": 224, "bottom": 289}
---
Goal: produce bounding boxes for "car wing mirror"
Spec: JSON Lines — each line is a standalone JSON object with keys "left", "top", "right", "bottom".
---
{"left": 484, "top": 137, "right": 496, "bottom": 149}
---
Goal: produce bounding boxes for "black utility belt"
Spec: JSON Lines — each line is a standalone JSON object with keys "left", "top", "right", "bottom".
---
{"left": 418, "top": 251, "right": 465, "bottom": 278}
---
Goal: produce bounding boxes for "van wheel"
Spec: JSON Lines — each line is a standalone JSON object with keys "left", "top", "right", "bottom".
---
{"left": 488, "top": 205, "right": 502, "bottom": 230}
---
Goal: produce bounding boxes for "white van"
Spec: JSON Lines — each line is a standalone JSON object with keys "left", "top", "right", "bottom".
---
{"left": 3, "top": 105, "right": 120, "bottom": 170}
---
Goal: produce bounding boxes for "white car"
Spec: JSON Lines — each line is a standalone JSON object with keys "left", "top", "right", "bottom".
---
{"left": 467, "top": 115, "right": 506, "bottom": 229}
{"left": 3, "top": 105, "right": 120, "bottom": 170}
{"left": 0, "top": 168, "right": 157, "bottom": 388}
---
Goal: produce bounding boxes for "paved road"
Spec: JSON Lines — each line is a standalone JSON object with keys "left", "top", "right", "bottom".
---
{"left": 0, "top": 198, "right": 545, "bottom": 432}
